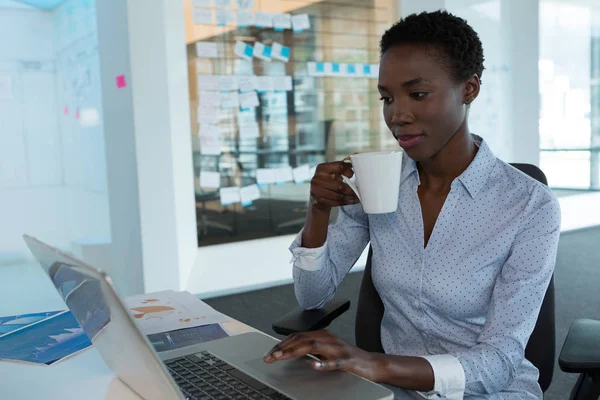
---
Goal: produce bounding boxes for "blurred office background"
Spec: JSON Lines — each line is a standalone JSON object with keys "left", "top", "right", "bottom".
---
{"left": 0, "top": 1, "right": 599, "bottom": 398}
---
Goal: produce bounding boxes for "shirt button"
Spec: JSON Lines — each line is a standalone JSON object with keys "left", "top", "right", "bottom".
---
{"left": 413, "top": 299, "right": 420, "bottom": 307}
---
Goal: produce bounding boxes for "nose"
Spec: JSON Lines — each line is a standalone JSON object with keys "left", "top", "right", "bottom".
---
{"left": 390, "top": 101, "right": 414, "bottom": 126}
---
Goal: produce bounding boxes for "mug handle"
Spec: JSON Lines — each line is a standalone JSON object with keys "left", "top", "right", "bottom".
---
{"left": 341, "top": 157, "right": 362, "bottom": 202}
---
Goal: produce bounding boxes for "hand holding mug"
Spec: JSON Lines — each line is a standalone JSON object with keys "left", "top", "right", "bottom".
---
{"left": 309, "top": 162, "right": 360, "bottom": 211}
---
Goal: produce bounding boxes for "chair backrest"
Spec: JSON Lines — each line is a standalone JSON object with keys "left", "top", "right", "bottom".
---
{"left": 355, "top": 163, "right": 555, "bottom": 392}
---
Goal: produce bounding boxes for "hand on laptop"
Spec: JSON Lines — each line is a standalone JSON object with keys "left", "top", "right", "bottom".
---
{"left": 263, "top": 330, "right": 382, "bottom": 382}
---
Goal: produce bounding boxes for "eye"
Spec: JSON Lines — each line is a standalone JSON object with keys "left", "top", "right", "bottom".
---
{"left": 379, "top": 96, "right": 393, "bottom": 105}
{"left": 410, "top": 92, "right": 429, "bottom": 100}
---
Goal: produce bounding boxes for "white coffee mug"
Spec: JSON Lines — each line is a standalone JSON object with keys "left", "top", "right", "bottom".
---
{"left": 342, "top": 151, "right": 403, "bottom": 214}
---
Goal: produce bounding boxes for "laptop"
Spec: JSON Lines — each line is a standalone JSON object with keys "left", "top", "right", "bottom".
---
{"left": 23, "top": 235, "right": 393, "bottom": 400}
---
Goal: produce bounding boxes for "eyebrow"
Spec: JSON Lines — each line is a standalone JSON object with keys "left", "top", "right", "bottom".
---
{"left": 378, "top": 78, "right": 432, "bottom": 92}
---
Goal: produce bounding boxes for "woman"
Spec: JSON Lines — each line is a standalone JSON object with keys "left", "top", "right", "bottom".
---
{"left": 264, "top": 10, "right": 560, "bottom": 400}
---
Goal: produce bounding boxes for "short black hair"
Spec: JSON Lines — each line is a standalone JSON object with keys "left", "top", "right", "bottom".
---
{"left": 380, "top": 10, "right": 485, "bottom": 84}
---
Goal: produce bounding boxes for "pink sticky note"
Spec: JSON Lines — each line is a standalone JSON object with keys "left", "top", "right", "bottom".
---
{"left": 63, "top": 106, "right": 69, "bottom": 116}
{"left": 75, "top": 109, "right": 80, "bottom": 120}
{"left": 116, "top": 75, "right": 127, "bottom": 89}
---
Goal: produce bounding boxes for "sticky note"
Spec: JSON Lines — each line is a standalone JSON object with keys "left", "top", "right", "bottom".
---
{"left": 62, "top": 106, "right": 69, "bottom": 116}
{"left": 196, "top": 42, "right": 218, "bottom": 58}
{"left": 199, "top": 171, "right": 221, "bottom": 189}
{"left": 273, "top": 76, "right": 292, "bottom": 91}
{"left": 256, "top": 168, "right": 276, "bottom": 184}
{"left": 219, "top": 75, "right": 239, "bottom": 92}
{"left": 239, "top": 91, "right": 259, "bottom": 109}
{"left": 331, "top": 63, "right": 340, "bottom": 74}
{"left": 236, "top": 0, "right": 255, "bottom": 8}
{"left": 309, "top": 166, "right": 317, "bottom": 178}
{"left": 193, "top": 8, "right": 213, "bottom": 25}
{"left": 292, "top": 164, "right": 311, "bottom": 184}
{"left": 346, "top": 64, "right": 356, "bottom": 75}
{"left": 200, "top": 91, "right": 220, "bottom": 107}
{"left": 214, "top": 0, "right": 232, "bottom": 7}
{"left": 255, "top": 12, "right": 273, "bottom": 28}
{"left": 316, "top": 62, "right": 325, "bottom": 74}
{"left": 273, "top": 13, "right": 292, "bottom": 31}
{"left": 237, "top": 9, "right": 254, "bottom": 27}
{"left": 275, "top": 167, "right": 294, "bottom": 184}
{"left": 197, "top": 74, "right": 220, "bottom": 91}
{"left": 292, "top": 14, "right": 310, "bottom": 32}
{"left": 363, "top": 64, "right": 371, "bottom": 76}
{"left": 240, "top": 184, "right": 260, "bottom": 205}
{"left": 253, "top": 42, "right": 271, "bottom": 61}
{"left": 234, "top": 40, "right": 253, "bottom": 61}
{"left": 198, "top": 123, "right": 222, "bottom": 155}
{"left": 220, "top": 91, "right": 240, "bottom": 109}
{"left": 370, "top": 64, "right": 380, "bottom": 78}
{"left": 192, "top": 0, "right": 212, "bottom": 6}
{"left": 219, "top": 187, "right": 241, "bottom": 205}
{"left": 238, "top": 109, "right": 256, "bottom": 125}
{"left": 255, "top": 76, "right": 274, "bottom": 92}
{"left": 116, "top": 75, "right": 126, "bottom": 89}
{"left": 197, "top": 107, "right": 219, "bottom": 124}
{"left": 215, "top": 10, "right": 234, "bottom": 26}
{"left": 75, "top": 109, "right": 80, "bottom": 119}
{"left": 239, "top": 122, "right": 259, "bottom": 138}
{"left": 272, "top": 42, "right": 290, "bottom": 62}
{"left": 79, "top": 108, "right": 100, "bottom": 128}
{"left": 237, "top": 75, "right": 257, "bottom": 93}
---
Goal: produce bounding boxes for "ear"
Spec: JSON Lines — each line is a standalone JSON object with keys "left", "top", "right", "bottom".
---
{"left": 463, "top": 73, "right": 480, "bottom": 105}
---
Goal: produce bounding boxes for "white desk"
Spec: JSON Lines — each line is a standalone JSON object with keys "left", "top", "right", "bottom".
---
{"left": 0, "top": 262, "right": 256, "bottom": 399}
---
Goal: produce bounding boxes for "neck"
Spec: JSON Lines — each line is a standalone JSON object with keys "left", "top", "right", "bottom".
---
{"left": 417, "top": 124, "right": 478, "bottom": 189}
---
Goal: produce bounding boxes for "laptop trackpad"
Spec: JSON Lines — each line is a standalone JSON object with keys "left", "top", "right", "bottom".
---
{"left": 245, "top": 357, "right": 344, "bottom": 385}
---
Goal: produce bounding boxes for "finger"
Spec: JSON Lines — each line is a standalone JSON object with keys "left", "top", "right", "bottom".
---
{"left": 311, "top": 176, "right": 346, "bottom": 193}
{"left": 311, "top": 186, "right": 345, "bottom": 203}
{"left": 276, "top": 340, "right": 343, "bottom": 361}
{"left": 341, "top": 197, "right": 360, "bottom": 206}
{"left": 316, "top": 162, "right": 353, "bottom": 177}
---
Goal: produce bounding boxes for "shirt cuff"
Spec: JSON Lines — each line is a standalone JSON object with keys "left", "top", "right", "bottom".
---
{"left": 289, "top": 229, "right": 328, "bottom": 271}
{"left": 416, "top": 354, "right": 465, "bottom": 400}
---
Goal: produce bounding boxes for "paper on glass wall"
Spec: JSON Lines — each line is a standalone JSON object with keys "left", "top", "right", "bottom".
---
{"left": 273, "top": 76, "right": 292, "bottom": 91}
{"left": 273, "top": 13, "right": 292, "bottom": 31}
{"left": 234, "top": 40, "right": 254, "bottom": 61}
{"left": 239, "top": 91, "right": 259, "bottom": 109}
{"left": 309, "top": 166, "right": 317, "bottom": 178}
{"left": 292, "top": 164, "right": 311, "bottom": 184}
{"left": 291, "top": 14, "right": 310, "bottom": 32}
{"left": 237, "top": 9, "right": 254, "bottom": 27}
{"left": 271, "top": 42, "right": 290, "bottom": 62}
{"left": 193, "top": 8, "right": 213, "bottom": 25}
{"left": 198, "top": 123, "right": 222, "bottom": 155}
{"left": 370, "top": 64, "right": 380, "bottom": 78}
{"left": 200, "top": 91, "right": 220, "bottom": 107}
{"left": 219, "top": 187, "right": 241, "bottom": 205}
{"left": 219, "top": 75, "right": 239, "bottom": 92}
{"left": 255, "top": 12, "right": 273, "bottom": 28}
{"left": 253, "top": 42, "right": 272, "bottom": 61}
{"left": 214, "top": 0, "right": 232, "bottom": 7}
{"left": 238, "top": 109, "right": 256, "bottom": 125}
{"left": 255, "top": 76, "right": 274, "bottom": 92}
{"left": 240, "top": 184, "right": 260, "bottom": 206}
{"left": 215, "top": 10, "right": 234, "bottom": 26}
{"left": 197, "top": 106, "right": 219, "bottom": 124}
{"left": 199, "top": 171, "right": 221, "bottom": 189}
{"left": 197, "top": 75, "right": 220, "bottom": 91}
{"left": 239, "top": 122, "right": 259, "bottom": 139}
{"left": 275, "top": 167, "right": 294, "bottom": 184}
{"left": 237, "top": 75, "right": 257, "bottom": 93}
{"left": 220, "top": 91, "right": 240, "bottom": 109}
{"left": 256, "top": 168, "right": 276, "bottom": 185}
{"left": 196, "top": 42, "right": 218, "bottom": 58}
{"left": 236, "top": 0, "right": 255, "bottom": 8}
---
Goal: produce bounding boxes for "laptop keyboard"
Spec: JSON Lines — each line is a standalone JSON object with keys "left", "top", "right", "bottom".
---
{"left": 166, "top": 351, "right": 292, "bottom": 400}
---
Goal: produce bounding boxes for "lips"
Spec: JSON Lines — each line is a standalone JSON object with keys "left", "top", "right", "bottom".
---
{"left": 396, "top": 134, "right": 424, "bottom": 149}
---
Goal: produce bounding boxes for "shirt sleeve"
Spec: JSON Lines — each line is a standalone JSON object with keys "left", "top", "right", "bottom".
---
{"left": 416, "top": 355, "right": 465, "bottom": 399}
{"left": 289, "top": 204, "right": 370, "bottom": 310}
{"left": 451, "top": 190, "right": 561, "bottom": 396}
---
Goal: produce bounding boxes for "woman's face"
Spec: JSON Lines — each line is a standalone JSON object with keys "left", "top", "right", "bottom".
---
{"left": 378, "top": 43, "right": 477, "bottom": 161}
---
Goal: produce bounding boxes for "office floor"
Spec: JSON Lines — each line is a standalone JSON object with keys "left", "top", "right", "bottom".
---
{"left": 204, "top": 226, "right": 600, "bottom": 400}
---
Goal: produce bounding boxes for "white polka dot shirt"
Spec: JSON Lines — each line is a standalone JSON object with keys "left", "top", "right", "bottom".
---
{"left": 290, "top": 137, "right": 561, "bottom": 399}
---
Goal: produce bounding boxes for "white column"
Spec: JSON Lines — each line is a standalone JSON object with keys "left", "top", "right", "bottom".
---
{"left": 96, "top": 0, "right": 197, "bottom": 296}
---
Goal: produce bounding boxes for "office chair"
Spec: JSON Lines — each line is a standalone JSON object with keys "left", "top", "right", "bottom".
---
{"left": 273, "top": 163, "right": 600, "bottom": 399}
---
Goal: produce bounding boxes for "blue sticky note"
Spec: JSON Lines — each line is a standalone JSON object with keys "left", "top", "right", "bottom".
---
{"left": 347, "top": 64, "right": 356, "bottom": 74}
{"left": 257, "top": 184, "right": 267, "bottom": 188}
{"left": 332, "top": 63, "right": 340, "bottom": 73}
{"left": 244, "top": 45, "right": 254, "bottom": 58}
{"left": 242, "top": 201, "right": 253, "bottom": 207}
{"left": 238, "top": 24, "right": 247, "bottom": 28}
{"left": 241, "top": 107, "right": 251, "bottom": 111}
{"left": 363, "top": 64, "right": 371, "bottom": 75}
{"left": 316, "top": 62, "right": 325, "bottom": 73}
{"left": 274, "top": 28, "right": 284, "bottom": 32}
{"left": 263, "top": 46, "right": 272, "bottom": 58}
{"left": 280, "top": 47, "right": 291, "bottom": 59}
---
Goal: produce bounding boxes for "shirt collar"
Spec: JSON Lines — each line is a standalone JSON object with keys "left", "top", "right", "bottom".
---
{"left": 399, "top": 134, "right": 497, "bottom": 199}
